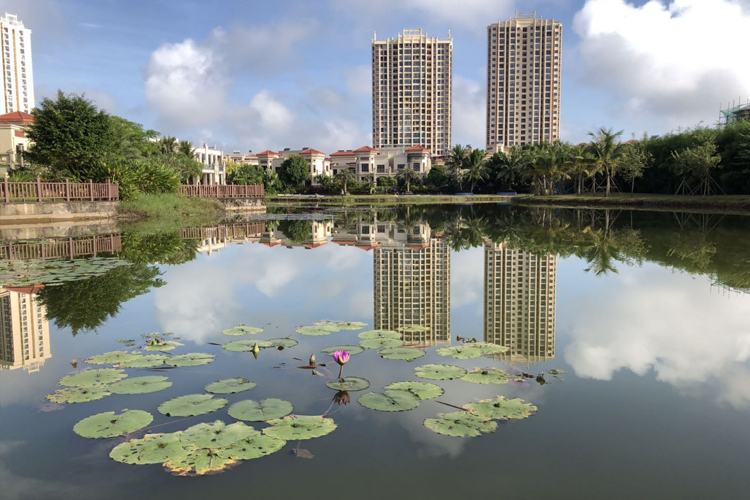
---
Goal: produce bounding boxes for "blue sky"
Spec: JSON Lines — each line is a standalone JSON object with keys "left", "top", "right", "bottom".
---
{"left": 4, "top": 0, "right": 750, "bottom": 152}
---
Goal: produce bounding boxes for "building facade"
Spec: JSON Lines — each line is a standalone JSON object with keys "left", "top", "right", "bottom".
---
{"left": 1, "top": 13, "right": 34, "bottom": 115}
{"left": 0, "top": 287, "right": 50, "bottom": 373}
{"left": 486, "top": 13, "right": 562, "bottom": 150}
{"left": 484, "top": 242, "right": 556, "bottom": 364}
{"left": 193, "top": 143, "right": 226, "bottom": 185}
{"left": 372, "top": 29, "right": 452, "bottom": 159}
{"left": 329, "top": 145, "right": 432, "bottom": 182}
{"left": 0, "top": 110, "right": 33, "bottom": 175}
{"left": 255, "top": 148, "right": 332, "bottom": 185}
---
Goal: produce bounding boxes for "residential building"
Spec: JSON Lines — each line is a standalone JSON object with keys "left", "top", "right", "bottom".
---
{"left": 372, "top": 29, "right": 452, "bottom": 159}
{"left": 259, "top": 220, "right": 332, "bottom": 249}
{"left": 486, "top": 13, "right": 562, "bottom": 150}
{"left": 224, "top": 151, "right": 259, "bottom": 166}
{"left": 1, "top": 13, "right": 34, "bottom": 115}
{"left": 0, "top": 286, "right": 50, "bottom": 373}
{"left": 329, "top": 145, "right": 432, "bottom": 182}
{"left": 484, "top": 241, "right": 556, "bottom": 364}
{"left": 0, "top": 110, "right": 33, "bottom": 175}
{"left": 193, "top": 143, "right": 225, "bottom": 185}
{"left": 255, "top": 148, "right": 332, "bottom": 185}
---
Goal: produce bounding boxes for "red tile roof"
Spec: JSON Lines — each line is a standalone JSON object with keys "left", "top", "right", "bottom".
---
{"left": 354, "top": 146, "right": 378, "bottom": 153}
{"left": 256, "top": 150, "right": 279, "bottom": 156}
{"left": 0, "top": 111, "right": 34, "bottom": 124}
{"left": 5, "top": 284, "right": 45, "bottom": 294}
{"left": 300, "top": 148, "right": 326, "bottom": 156}
{"left": 330, "top": 150, "right": 354, "bottom": 156}
{"left": 405, "top": 145, "right": 430, "bottom": 152}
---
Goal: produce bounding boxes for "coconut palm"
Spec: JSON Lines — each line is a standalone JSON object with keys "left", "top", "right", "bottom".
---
{"left": 462, "top": 149, "right": 489, "bottom": 193}
{"left": 446, "top": 144, "right": 469, "bottom": 178}
{"left": 159, "top": 136, "right": 178, "bottom": 155}
{"left": 178, "top": 140, "right": 194, "bottom": 158}
{"left": 334, "top": 168, "right": 356, "bottom": 194}
{"left": 397, "top": 167, "right": 420, "bottom": 193}
{"left": 495, "top": 146, "right": 528, "bottom": 191}
{"left": 588, "top": 127, "right": 625, "bottom": 197}
{"left": 569, "top": 145, "right": 597, "bottom": 195}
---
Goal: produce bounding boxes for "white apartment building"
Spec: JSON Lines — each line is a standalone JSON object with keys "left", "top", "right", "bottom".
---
{"left": 486, "top": 13, "right": 562, "bottom": 150}
{"left": 255, "top": 148, "right": 332, "bottom": 185}
{"left": 0, "top": 287, "right": 50, "bottom": 373}
{"left": 1, "top": 13, "right": 34, "bottom": 114}
{"left": 372, "top": 29, "right": 452, "bottom": 159}
{"left": 193, "top": 143, "right": 225, "bottom": 185}
{"left": 329, "top": 145, "right": 432, "bottom": 182}
{"left": 0, "top": 110, "right": 33, "bottom": 174}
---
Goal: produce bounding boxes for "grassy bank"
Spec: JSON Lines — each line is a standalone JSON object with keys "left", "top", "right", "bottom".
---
{"left": 511, "top": 193, "right": 750, "bottom": 214}
{"left": 268, "top": 194, "right": 512, "bottom": 207}
{"left": 117, "top": 193, "right": 224, "bottom": 229}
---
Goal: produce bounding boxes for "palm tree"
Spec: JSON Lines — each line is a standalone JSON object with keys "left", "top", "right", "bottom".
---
{"left": 446, "top": 144, "right": 469, "bottom": 179}
{"left": 495, "top": 146, "right": 528, "bottom": 191}
{"left": 588, "top": 127, "right": 625, "bottom": 197}
{"left": 569, "top": 145, "right": 596, "bottom": 195}
{"left": 159, "top": 136, "right": 178, "bottom": 155}
{"left": 397, "top": 167, "right": 420, "bottom": 193}
{"left": 335, "top": 169, "right": 356, "bottom": 194}
{"left": 462, "top": 149, "right": 489, "bottom": 193}
{"left": 178, "top": 140, "right": 193, "bottom": 158}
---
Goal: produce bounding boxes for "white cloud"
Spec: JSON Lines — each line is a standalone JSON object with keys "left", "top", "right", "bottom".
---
{"left": 344, "top": 66, "right": 372, "bottom": 97}
{"left": 573, "top": 0, "right": 750, "bottom": 129}
{"left": 451, "top": 247, "right": 484, "bottom": 308}
{"left": 452, "top": 75, "right": 486, "bottom": 148}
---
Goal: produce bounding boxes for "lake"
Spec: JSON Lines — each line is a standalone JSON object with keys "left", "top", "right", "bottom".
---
{"left": 1, "top": 204, "right": 749, "bottom": 500}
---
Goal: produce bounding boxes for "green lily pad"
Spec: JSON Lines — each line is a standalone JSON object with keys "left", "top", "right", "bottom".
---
{"left": 548, "top": 369, "right": 566, "bottom": 375}
{"left": 85, "top": 351, "right": 141, "bottom": 365}
{"left": 110, "top": 433, "right": 193, "bottom": 465}
{"left": 384, "top": 381, "right": 444, "bottom": 400}
{"left": 266, "top": 338, "right": 299, "bottom": 349}
{"left": 358, "top": 330, "right": 401, "bottom": 340}
{"left": 59, "top": 368, "right": 127, "bottom": 387}
{"left": 110, "top": 376, "right": 172, "bottom": 395}
{"left": 264, "top": 415, "right": 337, "bottom": 441}
{"left": 46, "top": 386, "right": 111, "bottom": 404}
{"left": 166, "top": 353, "right": 216, "bottom": 367}
{"left": 116, "top": 339, "right": 136, "bottom": 347}
{"left": 437, "top": 343, "right": 509, "bottom": 359}
{"left": 414, "top": 364, "right": 468, "bottom": 381}
{"left": 360, "top": 338, "right": 404, "bottom": 350}
{"left": 358, "top": 389, "right": 420, "bottom": 412}
{"left": 296, "top": 325, "right": 337, "bottom": 336}
{"left": 424, "top": 411, "right": 498, "bottom": 437}
{"left": 119, "top": 354, "right": 168, "bottom": 368}
{"left": 464, "top": 396, "right": 537, "bottom": 421}
{"left": 398, "top": 325, "right": 428, "bottom": 333}
{"left": 73, "top": 410, "right": 153, "bottom": 439}
{"left": 205, "top": 378, "right": 257, "bottom": 394}
{"left": 461, "top": 368, "right": 523, "bottom": 385}
{"left": 222, "top": 340, "right": 273, "bottom": 352}
{"left": 142, "top": 332, "right": 175, "bottom": 340}
{"left": 228, "top": 398, "right": 294, "bottom": 422}
{"left": 315, "top": 321, "right": 367, "bottom": 331}
{"left": 164, "top": 448, "right": 237, "bottom": 476}
{"left": 145, "top": 340, "right": 183, "bottom": 352}
{"left": 220, "top": 433, "right": 286, "bottom": 460}
{"left": 181, "top": 421, "right": 259, "bottom": 448}
{"left": 222, "top": 324, "right": 264, "bottom": 336}
{"left": 379, "top": 347, "right": 426, "bottom": 361}
{"left": 320, "top": 345, "right": 365, "bottom": 356}
{"left": 158, "top": 394, "right": 228, "bottom": 417}
{"left": 325, "top": 376, "right": 370, "bottom": 391}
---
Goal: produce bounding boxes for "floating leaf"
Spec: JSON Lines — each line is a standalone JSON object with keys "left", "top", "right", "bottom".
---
{"left": 158, "top": 394, "right": 228, "bottom": 417}
{"left": 166, "top": 353, "right": 215, "bottom": 367}
{"left": 59, "top": 368, "right": 127, "bottom": 387}
{"left": 461, "top": 368, "right": 523, "bottom": 385}
{"left": 119, "top": 354, "right": 168, "bottom": 368}
{"left": 264, "top": 415, "right": 337, "bottom": 441}
{"left": 266, "top": 338, "right": 299, "bottom": 349}
{"left": 547, "top": 369, "right": 566, "bottom": 375}
{"left": 221, "top": 433, "right": 286, "bottom": 460}
{"left": 181, "top": 421, "right": 258, "bottom": 448}
{"left": 296, "top": 325, "right": 337, "bottom": 336}
{"left": 145, "top": 341, "right": 183, "bottom": 352}
{"left": 205, "top": 378, "right": 257, "bottom": 394}
{"left": 379, "top": 347, "right": 426, "bottom": 361}
{"left": 398, "top": 325, "right": 428, "bottom": 333}
{"left": 320, "top": 345, "right": 365, "bottom": 356}
{"left": 358, "top": 330, "right": 401, "bottom": 340}
{"left": 314, "top": 321, "right": 367, "bottom": 331}
{"left": 116, "top": 339, "right": 136, "bottom": 347}
{"left": 85, "top": 351, "right": 141, "bottom": 365}
{"left": 110, "top": 433, "right": 193, "bottom": 465}
{"left": 464, "top": 396, "right": 537, "bottom": 421}
{"left": 223, "top": 340, "right": 273, "bottom": 352}
{"left": 436, "top": 343, "right": 509, "bottom": 359}
{"left": 228, "top": 398, "right": 294, "bottom": 422}
{"left": 164, "top": 448, "right": 237, "bottom": 476}
{"left": 414, "top": 364, "right": 468, "bottom": 381}
{"left": 142, "top": 332, "right": 175, "bottom": 340}
{"left": 109, "top": 376, "right": 172, "bottom": 395}
{"left": 222, "top": 324, "right": 264, "bottom": 336}
{"left": 424, "top": 411, "right": 497, "bottom": 437}
{"left": 73, "top": 410, "right": 153, "bottom": 439}
{"left": 360, "top": 338, "right": 404, "bottom": 350}
{"left": 325, "top": 376, "right": 370, "bottom": 391}
{"left": 358, "top": 390, "right": 420, "bottom": 412}
{"left": 384, "top": 381, "right": 444, "bottom": 400}
{"left": 46, "top": 386, "right": 111, "bottom": 404}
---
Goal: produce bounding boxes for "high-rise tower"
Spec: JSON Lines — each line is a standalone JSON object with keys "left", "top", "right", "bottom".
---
{"left": 0, "top": 13, "right": 34, "bottom": 114}
{"left": 372, "top": 29, "right": 452, "bottom": 159}
{"left": 486, "top": 13, "right": 561, "bottom": 151}
{"left": 0, "top": 287, "right": 50, "bottom": 373}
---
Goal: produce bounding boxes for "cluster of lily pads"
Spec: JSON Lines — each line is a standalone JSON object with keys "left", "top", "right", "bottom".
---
{"left": 0, "top": 257, "right": 131, "bottom": 287}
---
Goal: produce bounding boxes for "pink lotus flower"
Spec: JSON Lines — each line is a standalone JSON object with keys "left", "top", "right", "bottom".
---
{"left": 332, "top": 350, "right": 350, "bottom": 379}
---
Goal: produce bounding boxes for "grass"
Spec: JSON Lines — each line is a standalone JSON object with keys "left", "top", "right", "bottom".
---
{"left": 117, "top": 193, "right": 225, "bottom": 228}
{"left": 511, "top": 193, "right": 750, "bottom": 214}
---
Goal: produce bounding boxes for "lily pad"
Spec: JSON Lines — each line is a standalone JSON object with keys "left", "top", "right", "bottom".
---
{"left": 360, "top": 338, "right": 404, "bottom": 350}
{"left": 59, "top": 368, "right": 127, "bottom": 387}
{"left": 464, "top": 396, "right": 537, "bottom": 421}
{"left": 266, "top": 338, "right": 299, "bottom": 349}
{"left": 384, "top": 381, "right": 444, "bottom": 400}
{"left": 222, "top": 325, "right": 264, "bottom": 336}
{"left": 296, "top": 325, "right": 337, "bottom": 336}
{"left": 228, "top": 398, "right": 294, "bottom": 422}
{"left": 379, "top": 347, "right": 426, "bottom": 361}
{"left": 325, "top": 376, "right": 370, "bottom": 391}
{"left": 424, "top": 411, "right": 498, "bottom": 437}
{"left": 398, "top": 325, "right": 428, "bottom": 333}
{"left": 221, "top": 434, "right": 286, "bottom": 460}
{"left": 46, "top": 386, "right": 111, "bottom": 404}
{"left": 358, "top": 330, "right": 401, "bottom": 340}
{"left": 358, "top": 389, "right": 420, "bottom": 412}
{"left": 116, "top": 339, "right": 136, "bottom": 347}
{"left": 181, "top": 421, "right": 259, "bottom": 448}
{"left": 110, "top": 432, "right": 193, "bottom": 465}
{"left": 110, "top": 376, "right": 172, "bottom": 395}
{"left": 320, "top": 345, "right": 365, "bottom": 356}
{"left": 205, "top": 378, "right": 257, "bottom": 394}
{"left": 436, "top": 343, "right": 509, "bottom": 359}
{"left": 548, "top": 369, "right": 566, "bottom": 375}
{"left": 164, "top": 448, "right": 237, "bottom": 476}
{"left": 223, "top": 340, "right": 274, "bottom": 352}
{"left": 145, "top": 340, "right": 183, "bottom": 352}
{"left": 158, "top": 394, "right": 228, "bottom": 417}
{"left": 142, "top": 332, "right": 175, "bottom": 340}
{"left": 264, "top": 415, "right": 337, "bottom": 441}
{"left": 73, "top": 410, "right": 153, "bottom": 439}
{"left": 461, "top": 368, "right": 523, "bottom": 385}
{"left": 166, "top": 353, "right": 216, "bottom": 367}
{"left": 414, "top": 364, "right": 468, "bottom": 381}
{"left": 119, "top": 354, "right": 168, "bottom": 368}
{"left": 315, "top": 321, "right": 367, "bottom": 331}
{"left": 85, "top": 351, "right": 141, "bottom": 365}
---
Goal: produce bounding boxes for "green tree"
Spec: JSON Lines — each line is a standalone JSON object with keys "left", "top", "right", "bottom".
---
{"left": 446, "top": 144, "right": 469, "bottom": 180}
{"left": 462, "top": 149, "right": 489, "bottom": 193}
{"left": 228, "top": 164, "right": 264, "bottom": 185}
{"left": 278, "top": 220, "right": 311, "bottom": 244}
{"left": 588, "top": 127, "right": 626, "bottom": 197}
{"left": 334, "top": 168, "right": 356, "bottom": 194}
{"left": 397, "top": 167, "right": 420, "bottom": 193}
{"left": 178, "top": 140, "right": 194, "bottom": 157}
{"left": 278, "top": 154, "right": 311, "bottom": 189}
{"left": 620, "top": 140, "right": 652, "bottom": 195}
{"left": 426, "top": 164, "right": 449, "bottom": 192}
{"left": 569, "top": 144, "right": 597, "bottom": 195}
{"left": 158, "top": 136, "right": 178, "bottom": 155}
{"left": 671, "top": 140, "right": 722, "bottom": 196}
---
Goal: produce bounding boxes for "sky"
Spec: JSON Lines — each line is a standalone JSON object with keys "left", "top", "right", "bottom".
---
{"left": 3, "top": 0, "right": 750, "bottom": 153}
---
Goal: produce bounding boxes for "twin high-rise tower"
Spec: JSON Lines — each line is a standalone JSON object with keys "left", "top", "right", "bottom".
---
{"left": 372, "top": 13, "right": 561, "bottom": 157}
{"left": 1, "top": 13, "right": 34, "bottom": 115}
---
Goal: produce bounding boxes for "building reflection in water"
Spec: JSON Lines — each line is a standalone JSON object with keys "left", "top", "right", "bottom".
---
{"left": 334, "top": 219, "right": 450, "bottom": 346}
{"left": 0, "top": 285, "right": 51, "bottom": 373}
{"left": 259, "top": 220, "right": 333, "bottom": 249}
{"left": 484, "top": 242, "right": 556, "bottom": 364}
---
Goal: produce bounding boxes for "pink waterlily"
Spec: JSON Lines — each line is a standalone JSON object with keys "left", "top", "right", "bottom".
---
{"left": 332, "top": 350, "right": 350, "bottom": 379}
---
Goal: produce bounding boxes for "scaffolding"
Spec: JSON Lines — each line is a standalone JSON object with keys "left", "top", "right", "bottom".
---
{"left": 720, "top": 98, "right": 750, "bottom": 124}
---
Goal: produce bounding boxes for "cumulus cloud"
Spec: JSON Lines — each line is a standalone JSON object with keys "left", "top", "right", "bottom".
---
{"left": 573, "top": 0, "right": 750, "bottom": 128}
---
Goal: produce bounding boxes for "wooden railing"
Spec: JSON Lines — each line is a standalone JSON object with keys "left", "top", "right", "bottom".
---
{"left": 0, "top": 235, "right": 122, "bottom": 261}
{"left": 178, "top": 184, "right": 264, "bottom": 198}
{"left": 1, "top": 179, "right": 119, "bottom": 203}
{"left": 181, "top": 223, "right": 265, "bottom": 241}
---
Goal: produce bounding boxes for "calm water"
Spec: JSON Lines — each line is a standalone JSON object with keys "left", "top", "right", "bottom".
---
{"left": 1, "top": 205, "right": 749, "bottom": 500}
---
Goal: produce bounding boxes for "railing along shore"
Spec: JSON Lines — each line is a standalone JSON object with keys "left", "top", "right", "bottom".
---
{"left": 178, "top": 184, "right": 264, "bottom": 198}
{"left": 1, "top": 179, "right": 119, "bottom": 203}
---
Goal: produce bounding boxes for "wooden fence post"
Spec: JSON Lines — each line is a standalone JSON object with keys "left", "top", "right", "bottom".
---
{"left": 36, "top": 177, "right": 42, "bottom": 202}
{"left": 89, "top": 179, "right": 94, "bottom": 201}
{"left": 3, "top": 177, "right": 8, "bottom": 203}
{"left": 65, "top": 179, "right": 70, "bottom": 201}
